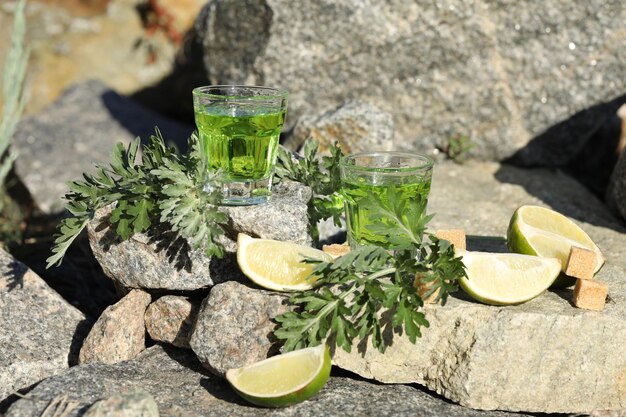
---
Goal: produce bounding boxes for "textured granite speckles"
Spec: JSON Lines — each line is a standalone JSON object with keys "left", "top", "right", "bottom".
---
{"left": 286, "top": 99, "right": 394, "bottom": 155}
{"left": 333, "top": 263, "right": 626, "bottom": 413}
{"left": 192, "top": 0, "right": 626, "bottom": 162}
{"left": 189, "top": 281, "right": 291, "bottom": 377}
{"left": 87, "top": 181, "right": 311, "bottom": 291}
{"left": 79, "top": 289, "right": 151, "bottom": 365}
{"left": 0, "top": 248, "right": 85, "bottom": 401}
{"left": 145, "top": 295, "right": 199, "bottom": 349}
{"left": 83, "top": 390, "right": 159, "bottom": 417}
{"left": 4, "top": 345, "right": 535, "bottom": 417}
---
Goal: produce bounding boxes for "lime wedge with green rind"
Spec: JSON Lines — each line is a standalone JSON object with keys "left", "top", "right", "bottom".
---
{"left": 507, "top": 205, "right": 604, "bottom": 288}
{"left": 226, "top": 344, "right": 331, "bottom": 408}
{"left": 457, "top": 249, "right": 561, "bottom": 305}
{"left": 237, "top": 233, "right": 333, "bottom": 292}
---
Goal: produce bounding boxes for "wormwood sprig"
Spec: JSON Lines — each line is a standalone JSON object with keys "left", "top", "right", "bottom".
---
{"left": 46, "top": 130, "right": 227, "bottom": 268}
{"left": 275, "top": 139, "right": 344, "bottom": 242}
{"left": 274, "top": 186, "right": 466, "bottom": 354}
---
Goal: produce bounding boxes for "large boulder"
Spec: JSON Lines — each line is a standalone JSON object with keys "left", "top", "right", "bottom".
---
{"left": 4, "top": 344, "right": 536, "bottom": 417}
{"left": 190, "top": 0, "right": 626, "bottom": 162}
{"left": 0, "top": 248, "right": 86, "bottom": 401}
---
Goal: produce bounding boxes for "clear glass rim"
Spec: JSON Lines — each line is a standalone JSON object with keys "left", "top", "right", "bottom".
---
{"left": 339, "top": 151, "right": 434, "bottom": 173}
{"left": 192, "top": 85, "right": 288, "bottom": 100}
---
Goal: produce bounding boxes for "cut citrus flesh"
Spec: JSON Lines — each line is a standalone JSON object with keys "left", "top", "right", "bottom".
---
{"left": 237, "top": 233, "right": 333, "bottom": 291}
{"left": 226, "top": 344, "right": 331, "bottom": 408}
{"left": 507, "top": 205, "right": 604, "bottom": 284}
{"left": 457, "top": 249, "right": 561, "bottom": 305}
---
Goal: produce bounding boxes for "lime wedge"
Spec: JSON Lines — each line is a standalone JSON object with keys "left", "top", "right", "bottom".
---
{"left": 226, "top": 344, "right": 331, "bottom": 408}
{"left": 457, "top": 249, "right": 561, "bottom": 305}
{"left": 236, "top": 233, "right": 333, "bottom": 291}
{"left": 507, "top": 205, "right": 604, "bottom": 287}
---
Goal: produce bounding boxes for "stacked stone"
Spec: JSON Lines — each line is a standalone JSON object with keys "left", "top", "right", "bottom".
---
{"left": 78, "top": 180, "right": 313, "bottom": 364}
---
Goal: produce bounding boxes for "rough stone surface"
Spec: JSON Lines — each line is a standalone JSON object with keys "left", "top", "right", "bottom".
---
{"left": 5, "top": 345, "right": 533, "bottom": 417}
{"left": 286, "top": 100, "right": 394, "bottom": 155}
{"left": 333, "top": 263, "right": 626, "bottom": 413}
{"left": 223, "top": 180, "right": 313, "bottom": 248}
{"left": 189, "top": 281, "right": 291, "bottom": 377}
{"left": 0, "top": 249, "right": 85, "bottom": 401}
{"left": 83, "top": 390, "right": 159, "bottom": 417}
{"left": 145, "top": 295, "right": 199, "bottom": 349}
{"left": 428, "top": 161, "right": 626, "bottom": 272}
{"left": 192, "top": 0, "right": 626, "bottom": 162}
{"left": 87, "top": 181, "right": 311, "bottom": 291}
{"left": 79, "top": 289, "right": 151, "bottom": 365}
{"left": 13, "top": 80, "right": 194, "bottom": 214}
{"left": 330, "top": 160, "right": 626, "bottom": 413}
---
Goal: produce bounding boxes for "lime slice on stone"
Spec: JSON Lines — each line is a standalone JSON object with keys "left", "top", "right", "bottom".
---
{"left": 507, "top": 205, "right": 604, "bottom": 287}
{"left": 226, "top": 344, "right": 331, "bottom": 408}
{"left": 236, "top": 233, "right": 333, "bottom": 292}
{"left": 457, "top": 249, "right": 561, "bottom": 305}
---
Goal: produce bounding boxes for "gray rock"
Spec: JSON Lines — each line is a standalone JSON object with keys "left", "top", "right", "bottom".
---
{"left": 13, "top": 79, "right": 193, "bottom": 214}
{"left": 333, "top": 263, "right": 626, "bottom": 413}
{"left": 0, "top": 249, "right": 85, "bottom": 401}
{"left": 83, "top": 390, "right": 159, "bottom": 417}
{"left": 192, "top": 0, "right": 626, "bottom": 162}
{"left": 189, "top": 281, "right": 291, "bottom": 377}
{"left": 87, "top": 181, "right": 312, "bottom": 291}
{"left": 286, "top": 100, "right": 394, "bottom": 155}
{"left": 5, "top": 345, "right": 533, "bottom": 417}
{"left": 79, "top": 289, "right": 151, "bottom": 365}
{"left": 330, "top": 160, "right": 626, "bottom": 413}
{"left": 223, "top": 180, "right": 313, "bottom": 248}
{"left": 145, "top": 295, "right": 199, "bottom": 349}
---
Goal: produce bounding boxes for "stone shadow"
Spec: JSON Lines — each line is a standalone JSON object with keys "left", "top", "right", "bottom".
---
{"left": 495, "top": 92, "right": 626, "bottom": 232}
{"left": 100, "top": 89, "right": 194, "bottom": 152}
{"left": 5, "top": 259, "right": 27, "bottom": 292}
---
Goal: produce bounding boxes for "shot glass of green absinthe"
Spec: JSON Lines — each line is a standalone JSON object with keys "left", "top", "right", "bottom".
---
{"left": 192, "top": 85, "right": 288, "bottom": 205}
{"left": 339, "top": 152, "right": 434, "bottom": 249}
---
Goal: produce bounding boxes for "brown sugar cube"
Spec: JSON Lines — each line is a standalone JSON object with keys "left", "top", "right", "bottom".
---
{"left": 414, "top": 274, "right": 440, "bottom": 304}
{"left": 322, "top": 243, "right": 351, "bottom": 259}
{"left": 573, "top": 279, "right": 608, "bottom": 311}
{"left": 435, "top": 229, "right": 466, "bottom": 250}
{"left": 565, "top": 246, "right": 596, "bottom": 280}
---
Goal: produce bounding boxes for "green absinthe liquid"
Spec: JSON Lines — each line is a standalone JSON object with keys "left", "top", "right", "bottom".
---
{"left": 195, "top": 107, "right": 286, "bottom": 181}
{"left": 342, "top": 177, "right": 431, "bottom": 248}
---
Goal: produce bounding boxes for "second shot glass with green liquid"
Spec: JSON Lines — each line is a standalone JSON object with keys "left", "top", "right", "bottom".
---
{"left": 339, "top": 151, "right": 434, "bottom": 249}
